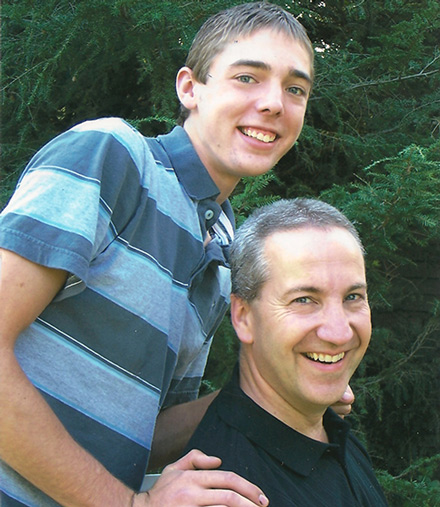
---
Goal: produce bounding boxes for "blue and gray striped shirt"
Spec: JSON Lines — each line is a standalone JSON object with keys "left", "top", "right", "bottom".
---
{"left": 0, "top": 118, "right": 233, "bottom": 506}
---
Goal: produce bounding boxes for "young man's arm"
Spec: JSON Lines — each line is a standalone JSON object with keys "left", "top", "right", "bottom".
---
{"left": 149, "top": 391, "right": 219, "bottom": 470}
{"left": 0, "top": 248, "right": 137, "bottom": 506}
{"left": 0, "top": 249, "right": 268, "bottom": 507}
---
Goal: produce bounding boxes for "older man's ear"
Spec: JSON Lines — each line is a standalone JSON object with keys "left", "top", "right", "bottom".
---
{"left": 230, "top": 294, "right": 255, "bottom": 346}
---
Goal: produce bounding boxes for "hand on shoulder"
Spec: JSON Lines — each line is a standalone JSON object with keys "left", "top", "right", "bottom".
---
{"left": 132, "top": 449, "right": 269, "bottom": 507}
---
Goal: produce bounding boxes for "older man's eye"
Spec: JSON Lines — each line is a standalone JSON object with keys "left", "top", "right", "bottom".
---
{"left": 293, "top": 296, "right": 312, "bottom": 304}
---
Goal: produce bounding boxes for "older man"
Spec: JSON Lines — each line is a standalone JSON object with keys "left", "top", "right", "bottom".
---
{"left": 186, "top": 198, "right": 388, "bottom": 506}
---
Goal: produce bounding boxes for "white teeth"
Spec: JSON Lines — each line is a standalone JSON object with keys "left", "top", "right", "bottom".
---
{"left": 306, "top": 352, "right": 345, "bottom": 364}
{"left": 241, "top": 128, "right": 276, "bottom": 143}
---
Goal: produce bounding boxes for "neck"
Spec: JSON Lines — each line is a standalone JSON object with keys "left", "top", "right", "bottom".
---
{"left": 215, "top": 181, "right": 237, "bottom": 205}
{"left": 183, "top": 121, "right": 240, "bottom": 204}
{"left": 239, "top": 357, "right": 329, "bottom": 443}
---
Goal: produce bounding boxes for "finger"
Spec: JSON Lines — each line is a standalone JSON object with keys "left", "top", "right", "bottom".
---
{"left": 334, "top": 403, "right": 352, "bottom": 418}
{"left": 340, "top": 384, "right": 355, "bottom": 404}
{"left": 174, "top": 485, "right": 269, "bottom": 507}
{"left": 199, "top": 487, "right": 269, "bottom": 507}
{"left": 166, "top": 449, "right": 222, "bottom": 472}
{"left": 192, "top": 470, "right": 269, "bottom": 506}
{"left": 332, "top": 385, "right": 355, "bottom": 418}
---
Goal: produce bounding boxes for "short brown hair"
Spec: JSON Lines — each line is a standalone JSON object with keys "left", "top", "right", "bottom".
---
{"left": 178, "top": 2, "right": 314, "bottom": 124}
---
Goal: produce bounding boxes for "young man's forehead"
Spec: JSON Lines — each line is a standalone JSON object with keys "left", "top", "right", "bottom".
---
{"left": 215, "top": 27, "right": 311, "bottom": 52}
{"left": 209, "top": 28, "right": 313, "bottom": 74}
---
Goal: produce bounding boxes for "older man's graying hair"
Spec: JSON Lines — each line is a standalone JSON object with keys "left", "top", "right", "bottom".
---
{"left": 230, "top": 198, "right": 364, "bottom": 302}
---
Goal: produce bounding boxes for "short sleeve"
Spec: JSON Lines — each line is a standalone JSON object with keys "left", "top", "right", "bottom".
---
{"left": 0, "top": 118, "right": 148, "bottom": 281}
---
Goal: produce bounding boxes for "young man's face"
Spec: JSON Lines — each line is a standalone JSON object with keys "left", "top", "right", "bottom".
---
{"left": 178, "top": 29, "right": 312, "bottom": 199}
{"left": 232, "top": 227, "right": 371, "bottom": 423}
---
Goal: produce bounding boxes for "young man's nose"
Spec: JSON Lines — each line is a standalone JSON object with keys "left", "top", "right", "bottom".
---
{"left": 257, "top": 83, "right": 284, "bottom": 115}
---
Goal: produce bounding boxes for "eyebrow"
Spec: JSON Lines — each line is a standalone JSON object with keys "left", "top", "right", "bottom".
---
{"left": 284, "top": 283, "right": 368, "bottom": 297}
{"left": 229, "top": 59, "right": 312, "bottom": 84}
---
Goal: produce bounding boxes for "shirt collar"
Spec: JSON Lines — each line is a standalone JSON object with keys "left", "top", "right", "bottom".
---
{"left": 218, "top": 368, "right": 351, "bottom": 476}
{"left": 156, "top": 126, "right": 220, "bottom": 201}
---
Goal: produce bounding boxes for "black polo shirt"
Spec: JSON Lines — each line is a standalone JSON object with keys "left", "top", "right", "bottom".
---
{"left": 187, "top": 371, "right": 388, "bottom": 506}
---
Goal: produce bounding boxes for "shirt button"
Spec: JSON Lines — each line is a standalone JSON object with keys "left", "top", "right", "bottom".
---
{"left": 205, "top": 209, "right": 214, "bottom": 221}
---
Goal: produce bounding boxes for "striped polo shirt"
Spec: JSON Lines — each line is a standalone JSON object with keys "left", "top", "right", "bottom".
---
{"left": 0, "top": 118, "right": 234, "bottom": 506}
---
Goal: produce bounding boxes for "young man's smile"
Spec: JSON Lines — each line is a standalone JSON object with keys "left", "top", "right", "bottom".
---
{"left": 239, "top": 126, "right": 278, "bottom": 144}
{"left": 177, "top": 28, "right": 312, "bottom": 201}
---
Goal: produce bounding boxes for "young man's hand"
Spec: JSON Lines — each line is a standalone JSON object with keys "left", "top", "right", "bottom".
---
{"left": 332, "top": 385, "right": 355, "bottom": 418}
{"left": 133, "top": 450, "right": 269, "bottom": 507}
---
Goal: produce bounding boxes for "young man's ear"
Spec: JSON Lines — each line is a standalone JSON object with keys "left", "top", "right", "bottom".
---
{"left": 230, "top": 294, "right": 254, "bottom": 345}
{"left": 176, "top": 66, "right": 199, "bottom": 111}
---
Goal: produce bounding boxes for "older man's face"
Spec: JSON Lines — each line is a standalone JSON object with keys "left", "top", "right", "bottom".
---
{"left": 233, "top": 227, "right": 371, "bottom": 420}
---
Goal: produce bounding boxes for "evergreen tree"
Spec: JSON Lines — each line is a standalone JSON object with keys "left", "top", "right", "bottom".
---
{"left": 272, "top": 0, "right": 440, "bottom": 196}
{"left": 321, "top": 142, "right": 440, "bottom": 504}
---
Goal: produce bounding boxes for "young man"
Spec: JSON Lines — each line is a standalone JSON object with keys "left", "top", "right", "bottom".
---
{"left": 0, "top": 3, "right": 349, "bottom": 506}
{"left": 186, "top": 199, "right": 388, "bottom": 506}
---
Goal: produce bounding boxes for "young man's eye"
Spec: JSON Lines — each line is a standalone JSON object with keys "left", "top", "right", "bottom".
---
{"left": 345, "top": 293, "right": 363, "bottom": 302}
{"left": 237, "top": 75, "right": 256, "bottom": 84}
{"left": 287, "top": 86, "right": 306, "bottom": 96}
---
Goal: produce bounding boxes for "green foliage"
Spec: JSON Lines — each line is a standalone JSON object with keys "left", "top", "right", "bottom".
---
{"left": 321, "top": 143, "right": 440, "bottom": 480}
{"left": 201, "top": 312, "right": 239, "bottom": 395}
{"left": 1, "top": 0, "right": 197, "bottom": 203}
{"left": 273, "top": 0, "right": 440, "bottom": 196}
{"left": 376, "top": 455, "right": 440, "bottom": 506}
{"left": 231, "top": 171, "right": 280, "bottom": 227}
{"left": 321, "top": 143, "right": 440, "bottom": 309}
